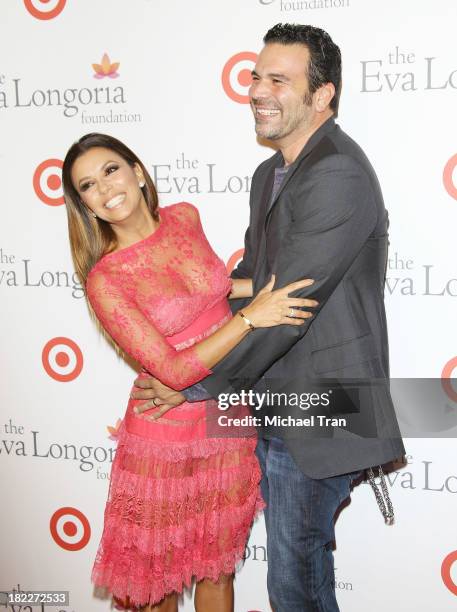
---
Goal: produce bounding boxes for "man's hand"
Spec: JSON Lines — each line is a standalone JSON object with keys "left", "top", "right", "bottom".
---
{"left": 131, "top": 375, "right": 186, "bottom": 421}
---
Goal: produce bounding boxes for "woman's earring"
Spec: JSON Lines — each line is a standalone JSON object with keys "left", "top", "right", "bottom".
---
{"left": 90, "top": 211, "right": 97, "bottom": 218}
{"left": 139, "top": 181, "right": 145, "bottom": 188}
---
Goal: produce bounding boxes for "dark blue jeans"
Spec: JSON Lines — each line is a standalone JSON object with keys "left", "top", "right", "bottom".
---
{"left": 256, "top": 437, "right": 359, "bottom": 612}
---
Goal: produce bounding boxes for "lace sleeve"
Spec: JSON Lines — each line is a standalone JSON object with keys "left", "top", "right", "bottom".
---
{"left": 86, "top": 269, "right": 213, "bottom": 390}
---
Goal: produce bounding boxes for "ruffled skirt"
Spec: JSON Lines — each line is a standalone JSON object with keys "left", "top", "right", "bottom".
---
{"left": 91, "top": 420, "right": 264, "bottom": 608}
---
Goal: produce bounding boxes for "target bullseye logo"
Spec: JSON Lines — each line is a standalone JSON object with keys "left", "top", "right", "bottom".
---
{"left": 24, "top": 0, "right": 66, "bottom": 20}
{"left": 33, "top": 159, "right": 64, "bottom": 206}
{"left": 443, "top": 154, "right": 457, "bottom": 201}
{"left": 441, "top": 550, "right": 457, "bottom": 596}
{"left": 42, "top": 337, "right": 83, "bottom": 382}
{"left": 50, "top": 507, "right": 91, "bottom": 551}
{"left": 441, "top": 357, "right": 457, "bottom": 403}
{"left": 226, "top": 248, "right": 245, "bottom": 274}
{"left": 222, "top": 52, "right": 258, "bottom": 104}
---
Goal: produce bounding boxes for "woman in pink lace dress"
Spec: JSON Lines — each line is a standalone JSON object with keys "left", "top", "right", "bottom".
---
{"left": 62, "top": 133, "right": 315, "bottom": 612}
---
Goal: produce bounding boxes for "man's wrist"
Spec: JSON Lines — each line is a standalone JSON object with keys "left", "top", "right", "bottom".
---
{"left": 182, "top": 382, "right": 212, "bottom": 402}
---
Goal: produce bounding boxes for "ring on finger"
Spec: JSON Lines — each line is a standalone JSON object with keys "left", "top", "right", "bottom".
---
{"left": 289, "top": 308, "right": 295, "bottom": 318}
{"left": 152, "top": 398, "right": 158, "bottom": 407}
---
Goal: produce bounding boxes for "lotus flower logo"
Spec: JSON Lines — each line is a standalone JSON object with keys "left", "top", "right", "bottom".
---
{"left": 107, "top": 418, "right": 122, "bottom": 440}
{"left": 92, "top": 53, "right": 120, "bottom": 79}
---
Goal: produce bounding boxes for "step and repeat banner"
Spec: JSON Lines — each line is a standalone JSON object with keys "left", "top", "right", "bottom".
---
{"left": 1, "top": 1, "right": 456, "bottom": 611}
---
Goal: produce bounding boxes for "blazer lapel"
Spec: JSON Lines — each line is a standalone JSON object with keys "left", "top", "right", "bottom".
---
{"left": 252, "top": 152, "right": 282, "bottom": 284}
{"left": 252, "top": 117, "right": 337, "bottom": 289}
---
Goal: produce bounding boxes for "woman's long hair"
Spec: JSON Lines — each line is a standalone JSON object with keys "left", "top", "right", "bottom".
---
{"left": 62, "top": 132, "right": 159, "bottom": 286}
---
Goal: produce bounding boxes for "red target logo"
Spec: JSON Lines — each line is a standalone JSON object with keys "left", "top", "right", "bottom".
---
{"left": 443, "top": 154, "right": 457, "bottom": 201}
{"left": 226, "top": 248, "right": 245, "bottom": 274}
{"left": 50, "top": 507, "right": 91, "bottom": 551}
{"left": 33, "top": 159, "right": 64, "bottom": 206}
{"left": 441, "top": 550, "right": 457, "bottom": 596}
{"left": 441, "top": 357, "right": 457, "bottom": 403}
{"left": 24, "top": 0, "right": 66, "bottom": 20}
{"left": 42, "top": 337, "right": 83, "bottom": 382}
{"left": 222, "top": 52, "right": 258, "bottom": 104}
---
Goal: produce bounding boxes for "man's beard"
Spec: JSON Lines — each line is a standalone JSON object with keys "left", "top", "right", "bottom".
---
{"left": 254, "top": 93, "right": 313, "bottom": 141}
{"left": 255, "top": 119, "right": 284, "bottom": 140}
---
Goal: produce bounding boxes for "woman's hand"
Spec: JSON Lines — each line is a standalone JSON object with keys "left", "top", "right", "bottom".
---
{"left": 132, "top": 376, "right": 186, "bottom": 420}
{"left": 241, "top": 275, "right": 317, "bottom": 328}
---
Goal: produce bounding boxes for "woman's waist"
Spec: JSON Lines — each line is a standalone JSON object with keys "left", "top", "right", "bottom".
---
{"left": 166, "top": 298, "right": 231, "bottom": 349}
{"left": 123, "top": 397, "right": 253, "bottom": 441}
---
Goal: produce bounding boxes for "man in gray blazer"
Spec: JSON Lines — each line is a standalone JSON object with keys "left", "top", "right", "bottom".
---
{"left": 133, "top": 23, "right": 405, "bottom": 612}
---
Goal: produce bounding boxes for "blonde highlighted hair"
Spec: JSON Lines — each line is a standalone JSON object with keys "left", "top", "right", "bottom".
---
{"left": 62, "top": 132, "right": 159, "bottom": 286}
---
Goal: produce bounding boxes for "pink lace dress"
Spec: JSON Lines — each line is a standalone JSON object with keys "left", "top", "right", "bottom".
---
{"left": 86, "top": 202, "right": 263, "bottom": 608}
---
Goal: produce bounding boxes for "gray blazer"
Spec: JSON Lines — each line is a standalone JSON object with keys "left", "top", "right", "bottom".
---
{"left": 202, "top": 117, "right": 405, "bottom": 478}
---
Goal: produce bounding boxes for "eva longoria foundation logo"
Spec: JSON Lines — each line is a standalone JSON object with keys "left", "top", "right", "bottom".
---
{"left": 244, "top": 543, "right": 354, "bottom": 590}
{"left": 107, "top": 418, "right": 122, "bottom": 441}
{"left": 0, "top": 53, "right": 141, "bottom": 125}
{"left": 150, "top": 152, "right": 252, "bottom": 195}
{"left": 259, "top": 0, "right": 350, "bottom": 11}
{"left": 93, "top": 53, "right": 120, "bottom": 79}
{"left": 361, "top": 46, "right": 457, "bottom": 93}
{"left": 0, "top": 417, "right": 116, "bottom": 477}
{"left": 385, "top": 252, "right": 457, "bottom": 297}
{"left": 365, "top": 454, "right": 457, "bottom": 494}
{"left": 244, "top": 542, "right": 267, "bottom": 563}
{"left": 224, "top": 250, "right": 457, "bottom": 297}
{"left": 0, "top": 248, "right": 84, "bottom": 299}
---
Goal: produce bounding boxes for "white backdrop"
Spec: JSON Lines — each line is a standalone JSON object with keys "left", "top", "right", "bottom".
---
{"left": 1, "top": 1, "right": 457, "bottom": 611}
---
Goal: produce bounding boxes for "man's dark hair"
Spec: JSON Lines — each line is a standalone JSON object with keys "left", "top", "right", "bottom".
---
{"left": 263, "top": 23, "right": 342, "bottom": 112}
